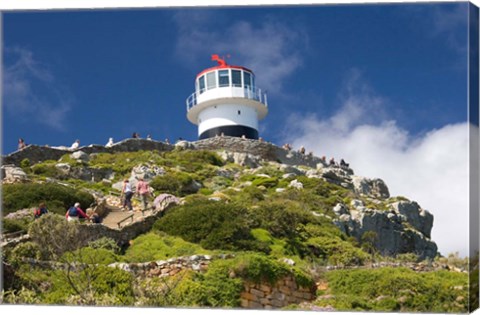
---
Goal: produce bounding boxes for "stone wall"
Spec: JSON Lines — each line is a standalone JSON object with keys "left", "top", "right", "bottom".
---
{"left": 240, "top": 276, "right": 316, "bottom": 309}
{"left": 2, "top": 139, "right": 174, "bottom": 166}
{"left": 193, "top": 136, "right": 325, "bottom": 168}
{"left": 108, "top": 254, "right": 229, "bottom": 276}
{"left": 2, "top": 137, "right": 323, "bottom": 169}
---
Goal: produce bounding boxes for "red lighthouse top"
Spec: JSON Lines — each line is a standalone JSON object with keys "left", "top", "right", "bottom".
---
{"left": 195, "top": 54, "right": 253, "bottom": 79}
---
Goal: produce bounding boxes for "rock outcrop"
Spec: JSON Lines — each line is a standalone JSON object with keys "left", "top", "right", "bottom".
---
{"left": 333, "top": 199, "right": 437, "bottom": 259}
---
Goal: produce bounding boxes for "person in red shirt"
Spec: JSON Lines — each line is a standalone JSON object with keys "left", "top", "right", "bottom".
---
{"left": 136, "top": 178, "right": 150, "bottom": 210}
{"left": 65, "top": 202, "right": 90, "bottom": 222}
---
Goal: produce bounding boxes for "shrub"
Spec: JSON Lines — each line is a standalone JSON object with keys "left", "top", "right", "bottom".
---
{"left": 318, "top": 267, "right": 468, "bottom": 312}
{"left": 306, "top": 237, "right": 369, "bottom": 266}
{"left": 174, "top": 261, "right": 244, "bottom": 307}
{"left": 28, "top": 214, "right": 84, "bottom": 260}
{"left": 123, "top": 232, "right": 208, "bottom": 262}
{"left": 20, "top": 158, "right": 31, "bottom": 172}
{"left": 251, "top": 177, "right": 278, "bottom": 188}
{"left": 9, "top": 242, "right": 42, "bottom": 264}
{"left": 155, "top": 201, "right": 257, "bottom": 251}
{"left": 247, "top": 200, "right": 317, "bottom": 238}
{"left": 88, "top": 237, "right": 121, "bottom": 254}
{"left": 31, "top": 161, "right": 60, "bottom": 177}
{"left": 232, "top": 253, "right": 314, "bottom": 288}
{"left": 150, "top": 172, "right": 194, "bottom": 196}
{"left": 42, "top": 266, "right": 134, "bottom": 305}
{"left": 2, "top": 183, "right": 94, "bottom": 215}
{"left": 3, "top": 218, "right": 32, "bottom": 234}
{"left": 203, "top": 176, "right": 232, "bottom": 191}
{"left": 63, "top": 247, "right": 119, "bottom": 265}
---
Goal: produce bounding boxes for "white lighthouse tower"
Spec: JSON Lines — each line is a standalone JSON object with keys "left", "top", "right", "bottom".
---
{"left": 186, "top": 55, "right": 268, "bottom": 140}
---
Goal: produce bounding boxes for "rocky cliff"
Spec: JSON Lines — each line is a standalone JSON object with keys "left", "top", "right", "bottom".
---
{"left": 2, "top": 136, "right": 437, "bottom": 259}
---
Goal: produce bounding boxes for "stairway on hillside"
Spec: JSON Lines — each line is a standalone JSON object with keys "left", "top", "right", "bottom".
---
{"left": 100, "top": 203, "right": 157, "bottom": 230}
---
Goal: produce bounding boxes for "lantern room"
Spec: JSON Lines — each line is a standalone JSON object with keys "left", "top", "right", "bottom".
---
{"left": 186, "top": 54, "right": 268, "bottom": 140}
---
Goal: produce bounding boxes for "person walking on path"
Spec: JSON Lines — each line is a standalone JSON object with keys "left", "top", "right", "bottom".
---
{"left": 65, "top": 202, "right": 90, "bottom": 222}
{"left": 136, "top": 177, "right": 150, "bottom": 210}
{"left": 121, "top": 179, "right": 134, "bottom": 211}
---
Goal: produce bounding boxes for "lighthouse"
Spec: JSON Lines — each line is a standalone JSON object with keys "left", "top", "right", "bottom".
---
{"left": 186, "top": 55, "right": 268, "bottom": 140}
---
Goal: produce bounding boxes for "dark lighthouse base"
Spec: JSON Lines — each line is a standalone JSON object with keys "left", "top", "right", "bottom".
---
{"left": 199, "top": 125, "right": 259, "bottom": 140}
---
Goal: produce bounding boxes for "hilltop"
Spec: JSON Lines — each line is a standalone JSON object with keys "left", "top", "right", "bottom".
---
{"left": 1, "top": 137, "right": 469, "bottom": 311}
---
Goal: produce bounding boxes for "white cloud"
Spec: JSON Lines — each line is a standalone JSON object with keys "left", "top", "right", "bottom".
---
{"left": 174, "top": 12, "right": 307, "bottom": 94}
{"left": 283, "top": 72, "right": 470, "bottom": 257}
{"left": 3, "top": 47, "right": 72, "bottom": 130}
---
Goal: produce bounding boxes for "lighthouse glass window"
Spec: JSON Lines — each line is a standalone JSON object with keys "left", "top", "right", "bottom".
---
{"left": 218, "top": 70, "right": 229, "bottom": 87}
{"left": 232, "top": 70, "right": 242, "bottom": 87}
{"left": 206, "top": 72, "right": 216, "bottom": 90}
{"left": 244, "top": 71, "right": 252, "bottom": 89}
{"left": 198, "top": 76, "right": 205, "bottom": 94}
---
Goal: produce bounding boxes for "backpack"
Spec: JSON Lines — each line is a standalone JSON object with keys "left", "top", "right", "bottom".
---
{"left": 68, "top": 206, "right": 79, "bottom": 217}
{"left": 34, "top": 208, "right": 41, "bottom": 218}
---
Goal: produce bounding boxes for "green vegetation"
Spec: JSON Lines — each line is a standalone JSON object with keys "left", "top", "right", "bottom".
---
{"left": 123, "top": 232, "right": 210, "bottom": 262}
{"left": 316, "top": 267, "right": 468, "bottom": 312}
{"left": 150, "top": 171, "right": 194, "bottom": 196}
{"left": 154, "top": 201, "right": 262, "bottom": 252}
{"left": 2, "top": 183, "right": 94, "bottom": 215}
{"left": 2, "top": 148, "right": 469, "bottom": 311}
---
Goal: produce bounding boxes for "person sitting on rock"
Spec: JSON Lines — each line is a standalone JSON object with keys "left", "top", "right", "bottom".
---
{"left": 106, "top": 137, "right": 114, "bottom": 147}
{"left": 329, "top": 157, "right": 336, "bottom": 166}
{"left": 34, "top": 202, "right": 48, "bottom": 219}
{"left": 340, "top": 159, "right": 349, "bottom": 168}
{"left": 299, "top": 146, "right": 306, "bottom": 155}
{"left": 70, "top": 139, "right": 80, "bottom": 150}
{"left": 65, "top": 202, "right": 90, "bottom": 222}
{"left": 90, "top": 212, "right": 102, "bottom": 224}
{"left": 18, "top": 138, "right": 27, "bottom": 150}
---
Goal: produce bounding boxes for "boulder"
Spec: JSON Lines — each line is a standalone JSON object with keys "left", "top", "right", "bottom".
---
{"left": 70, "top": 150, "right": 89, "bottom": 162}
{"left": 351, "top": 176, "right": 390, "bottom": 199}
{"left": 333, "top": 202, "right": 437, "bottom": 259}
{"left": 1, "top": 165, "right": 28, "bottom": 183}
{"left": 175, "top": 140, "right": 194, "bottom": 150}
{"left": 279, "top": 164, "right": 304, "bottom": 175}
{"left": 131, "top": 164, "right": 165, "bottom": 181}
{"left": 333, "top": 203, "right": 349, "bottom": 216}
{"left": 220, "top": 151, "right": 262, "bottom": 168}
{"left": 288, "top": 179, "right": 303, "bottom": 190}
{"left": 391, "top": 201, "right": 433, "bottom": 238}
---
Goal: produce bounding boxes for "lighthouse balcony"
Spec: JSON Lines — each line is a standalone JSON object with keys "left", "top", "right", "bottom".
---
{"left": 186, "top": 86, "right": 268, "bottom": 113}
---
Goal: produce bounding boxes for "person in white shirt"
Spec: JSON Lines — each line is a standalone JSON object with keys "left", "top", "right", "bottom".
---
{"left": 70, "top": 139, "right": 80, "bottom": 150}
{"left": 106, "top": 137, "right": 114, "bottom": 147}
{"left": 121, "top": 179, "right": 134, "bottom": 211}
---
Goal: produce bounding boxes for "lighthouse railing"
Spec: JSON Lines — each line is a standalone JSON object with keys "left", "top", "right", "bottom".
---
{"left": 186, "top": 86, "right": 268, "bottom": 112}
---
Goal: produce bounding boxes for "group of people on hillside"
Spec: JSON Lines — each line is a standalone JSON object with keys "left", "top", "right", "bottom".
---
{"left": 320, "top": 156, "right": 350, "bottom": 168}
{"left": 121, "top": 177, "right": 151, "bottom": 212}
{"left": 32, "top": 201, "right": 100, "bottom": 223}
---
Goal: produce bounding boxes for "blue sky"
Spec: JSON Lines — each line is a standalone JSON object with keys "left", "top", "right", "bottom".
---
{"left": 3, "top": 3, "right": 468, "bottom": 151}
{"left": 2, "top": 2, "right": 475, "bottom": 256}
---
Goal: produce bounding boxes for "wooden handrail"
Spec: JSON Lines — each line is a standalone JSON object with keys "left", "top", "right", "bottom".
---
{"left": 117, "top": 214, "right": 134, "bottom": 228}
